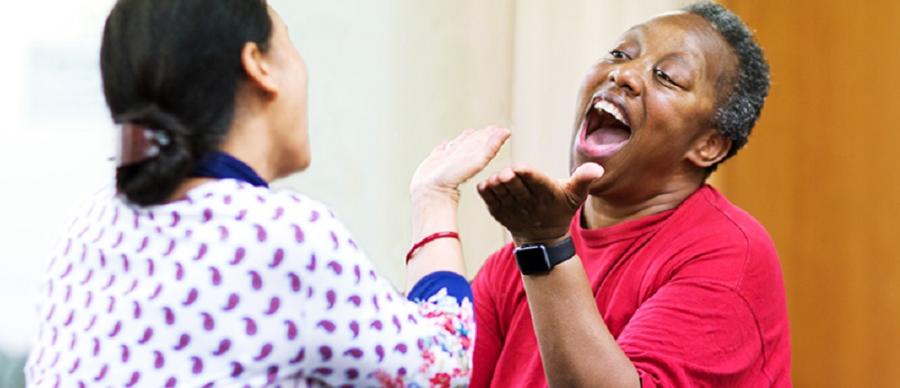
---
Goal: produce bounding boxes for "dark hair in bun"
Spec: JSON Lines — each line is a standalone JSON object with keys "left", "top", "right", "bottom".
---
{"left": 100, "top": 0, "right": 273, "bottom": 205}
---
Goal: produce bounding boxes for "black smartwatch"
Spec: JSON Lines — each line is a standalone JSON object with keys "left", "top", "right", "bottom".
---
{"left": 514, "top": 236, "right": 576, "bottom": 275}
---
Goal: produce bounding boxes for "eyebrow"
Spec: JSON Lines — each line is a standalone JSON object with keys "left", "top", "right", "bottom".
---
{"left": 662, "top": 52, "right": 700, "bottom": 68}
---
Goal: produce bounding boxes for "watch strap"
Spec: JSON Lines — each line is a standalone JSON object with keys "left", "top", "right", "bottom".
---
{"left": 541, "top": 236, "right": 575, "bottom": 267}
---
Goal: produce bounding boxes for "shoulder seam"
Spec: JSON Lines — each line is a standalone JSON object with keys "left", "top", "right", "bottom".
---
{"left": 699, "top": 191, "right": 752, "bottom": 291}
{"left": 698, "top": 191, "right": 774, "bottom": 385}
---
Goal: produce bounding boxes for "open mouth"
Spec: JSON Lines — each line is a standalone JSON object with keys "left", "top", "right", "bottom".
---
{"left": 577, "top": 98, "right": 632, "bottom": 159}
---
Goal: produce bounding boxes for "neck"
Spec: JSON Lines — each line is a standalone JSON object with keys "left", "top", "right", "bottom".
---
{"left": 583, "top": 179, "right": 704, "bottom": 229}
{"left": 218, "top": 116, "right": 279, "bottom": 182}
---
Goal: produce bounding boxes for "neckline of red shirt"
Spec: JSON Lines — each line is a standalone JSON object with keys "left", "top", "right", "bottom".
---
{"left": 572, "top": 185, "right": 714, "bottom": 248}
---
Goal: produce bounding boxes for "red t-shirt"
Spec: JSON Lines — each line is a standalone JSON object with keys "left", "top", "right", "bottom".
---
{"left": 471, "top": 185, "right": 791, "bottom": 387}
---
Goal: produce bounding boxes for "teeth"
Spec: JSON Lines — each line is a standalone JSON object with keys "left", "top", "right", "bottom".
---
{"left": 593, "top": 100, "right": 628, "bottom": 127}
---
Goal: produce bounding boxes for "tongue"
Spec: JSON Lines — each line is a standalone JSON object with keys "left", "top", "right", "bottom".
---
{"left": 586, "top": 127, "right": 630, "bottom": 145}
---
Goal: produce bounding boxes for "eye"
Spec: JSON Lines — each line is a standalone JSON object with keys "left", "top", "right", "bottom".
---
{"left": 609, "top": 50, "right": 630, "bottom": 60}
{"left": 654, "top": 68, "right": 679, "bottom": 87}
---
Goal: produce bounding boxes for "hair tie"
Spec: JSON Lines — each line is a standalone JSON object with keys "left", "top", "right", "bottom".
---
{"left": 116, "top": 123, "right": 170, "bottom": 166}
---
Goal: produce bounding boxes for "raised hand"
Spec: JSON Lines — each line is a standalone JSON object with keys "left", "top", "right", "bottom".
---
{"left": 477, "top": 163, "right": 605, "bottom": 245}
{"left": 410, "top": 125, "right": 511, "bottom": 203}
{"left": 405, "top": 126, "right": 511, "bottom": 287}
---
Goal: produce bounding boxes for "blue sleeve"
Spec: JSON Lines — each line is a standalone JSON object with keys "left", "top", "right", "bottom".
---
{"left": 407, "top": 271, "right": 473, "bottom": 305}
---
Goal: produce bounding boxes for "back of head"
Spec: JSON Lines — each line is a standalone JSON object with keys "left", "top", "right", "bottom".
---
{"left": 101, "top": 0, "right": 272, "bottom": 206}
{"left": 683, "top": 1, "right": 770, "bottom": 170}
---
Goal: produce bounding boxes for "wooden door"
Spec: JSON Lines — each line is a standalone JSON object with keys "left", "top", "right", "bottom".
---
{"left": 718, "top": 1, "right": 900, "bottom": 386}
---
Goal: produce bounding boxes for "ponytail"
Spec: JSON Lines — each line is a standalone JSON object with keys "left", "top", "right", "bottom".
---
{"left": 115, "top": 104, "right": 193, "bottom": 206}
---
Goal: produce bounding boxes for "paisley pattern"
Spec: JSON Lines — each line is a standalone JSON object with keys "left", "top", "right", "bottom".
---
{"left": 26, "top": 180, "right": 474, "bottom": 387}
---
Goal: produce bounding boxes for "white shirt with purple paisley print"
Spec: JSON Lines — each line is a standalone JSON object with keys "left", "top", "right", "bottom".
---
{"left": 25, "top": 179, "right": 474, "bottom": 387}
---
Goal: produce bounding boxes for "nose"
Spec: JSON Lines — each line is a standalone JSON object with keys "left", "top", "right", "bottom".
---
{"left": 607, "top": 63, "right": 643, "bottom": 97}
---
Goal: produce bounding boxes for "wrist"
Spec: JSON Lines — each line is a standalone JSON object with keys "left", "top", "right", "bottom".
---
{"left": 513, "top": 231, "right": 571, "bottom": 247}
{"left": 513, "top": 234, "right": 576, "bottom": 275}
{"left": 410, "top": 184, "right": 460, "bottom": 207}
{"left": 411, "top": 188, "right": 459, "bottom": 241}
{"left": 406, "top": 231, "right": 460, "bottom": 263}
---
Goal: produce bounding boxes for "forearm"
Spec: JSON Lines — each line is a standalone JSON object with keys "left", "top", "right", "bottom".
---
{"left": 403, "top": 126, "right": 510, "bottom": 290}
{"left": 521, "top": 256, "right": 639, "bottom": 388}
{"left": 475, "top": 159, "right": 625, "bottom": 384}
{"left": 405, "top": 188, "right": 466, "bottom": 290}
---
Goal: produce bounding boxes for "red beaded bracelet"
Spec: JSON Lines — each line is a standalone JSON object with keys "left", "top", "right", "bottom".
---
{"left": 405, "top": 231, "right": 460, "bottom": 263}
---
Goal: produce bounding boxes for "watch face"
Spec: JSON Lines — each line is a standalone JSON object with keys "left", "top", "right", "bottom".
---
{"left": 515, "top": 245, "right": 552, "bottom": 275}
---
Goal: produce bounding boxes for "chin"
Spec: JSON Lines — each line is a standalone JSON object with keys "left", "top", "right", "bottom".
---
{"left": 296, "top": 157, "right": 311, "bottom": 172}
{"left": 586, "top": 174, "right": 615, "bottom": 197}
{"left": 290, "top": 140, "right": 311, "bottom": 169}
{"left": 290, "top": 154, "right": 311, "bottom": 174}
{"left": 274, "top": 151, "right": 311, "bottom": 179}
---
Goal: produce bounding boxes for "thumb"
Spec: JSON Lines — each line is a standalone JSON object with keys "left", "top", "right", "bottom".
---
{"left": 566, "top": 163, "right": 605, "bottom": 200}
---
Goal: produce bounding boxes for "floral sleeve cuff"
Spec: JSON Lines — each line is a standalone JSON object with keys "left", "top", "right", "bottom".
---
{"left": 407, "top": 271, "right": 473, "bottom": 306}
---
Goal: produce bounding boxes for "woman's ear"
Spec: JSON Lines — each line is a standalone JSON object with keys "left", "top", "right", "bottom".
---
{"left": 240, "top": 42, "right": 279, "bottom": 95}
{"left": 686, "top": 129, "right": 732, "bottom": 169}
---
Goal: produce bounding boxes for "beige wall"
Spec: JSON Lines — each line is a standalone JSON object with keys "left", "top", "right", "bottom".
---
{"left": 0, "top": 0, "right": 117, "bottom": 354}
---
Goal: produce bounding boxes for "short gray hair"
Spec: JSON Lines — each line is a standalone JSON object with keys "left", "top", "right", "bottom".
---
{"left": 683, "top": 2, "right": 770, "bottom": 170}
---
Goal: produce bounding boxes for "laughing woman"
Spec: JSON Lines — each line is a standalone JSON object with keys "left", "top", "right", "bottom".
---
{"left": 24, "top": 0, "right": 509, "bottom": 386}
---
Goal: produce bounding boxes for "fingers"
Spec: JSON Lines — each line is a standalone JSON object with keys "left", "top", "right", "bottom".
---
{"left": 477, "top": 163, "right": 600, "bottom": 243}
{"left": 512, "top": 165, "right": 560, "bottom": 202}
{"left": 445, "top": 125, "right": 510, "bottom": 162}
{"left": 440, "top": 128, "right": 473, "bottom": 151}
{"left": 489, "top": 168, "right": 534, "bottom": 209}
{"left": 435, "top": 140, "right": 450, "bottom": 151}
{"left": 499, "top": 167, "right": 533, "bottom": 200}
{"left": 413, "top": 125, "right": 511, "bottom": 198}
{"left": 478, "top": 172, "right": 508, "bottom": 208}
{"left": 477, "top": 164, "right": 561, "bottom": 214}
{"left": 477, "top": 179, "right": 503, "bottom": 212}
{"left": 478, "top": 167, "right": 536, "bottom": 213}
{"left": 566, "top": 162, "right": 605, "bottom": 198}
{"left": 469, "top": 125, "right": 511, "bottom": 161}
{"left": 448, "top": 125, "right": 509, "bottom": 149}
{"left": 457, "top": 125, "right": 512, "bottom": 181}
{"left": 493, "top": 163, "right": 602, "bottom": 209}
{"left": 486, "top": 126, "right": 512, "bottom": 153}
